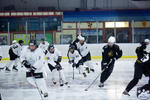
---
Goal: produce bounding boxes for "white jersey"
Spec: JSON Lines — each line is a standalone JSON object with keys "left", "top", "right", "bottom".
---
{"left": 68, "top": 50, "right": 82, "bottom": 64}
{"left": 39, "top": 41, "right": 49, "bottom": 52}
{"left": 46, "top": 48, "right": 61, "bottom": 66}
{"left": 10, "top": 43, "right": 22, "bottom": 56}
{"left": 76, "top": 42, "right": 90, "bottom": 57}
{"left": 20, "top": 47, "right": 45, "bottom": 73}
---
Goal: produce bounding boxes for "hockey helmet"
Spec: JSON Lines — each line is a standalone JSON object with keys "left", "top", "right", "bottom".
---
{"left": 19, "top": 40, "right": 24, "bottom": 44}
{"left": 12, "top": 40, "right": 17, "bottom": 44}
{"left": 48, "top": 44, "right": 54, "bottom": 50}
{"left": 29, "top": 40, "right": 37, "bottom": 46}
{"left": 69, "top": 44, "right": 75, "bottom": 50}
{"left": 108, "top": 36, "right": 116, "bottom": 43}
{"left": 78, "top": 35, "right": 85, "bottom": 41}
{"left": 144, "top": 39, "right": 150, "bottom": 45}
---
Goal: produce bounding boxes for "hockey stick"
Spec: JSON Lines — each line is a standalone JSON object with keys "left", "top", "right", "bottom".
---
{"left": 84, "top": 60, "right": 112, "bottom": 91}
{"left": 28, "top": 68, "right": 44, "bottom": 100}
{"left": 84, "top": 69, "right": 105, "bottom": 91}
{"left": 30, "top": 72, "right": 44, "bottom": 100}
{"left": 73, "top": 67, "right": 75, "bottom": 80}
{"left": 0, "top": 93, "right": 2, "bottom": 100}
{"left": 58, "top": 70, "right": 63, "bottom": 86}
{"left": 0, "top": 67, "right": 5, "bottom": 71}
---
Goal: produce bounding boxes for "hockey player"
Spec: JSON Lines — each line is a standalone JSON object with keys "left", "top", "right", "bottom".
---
{"left": 70, "top": 32, "right": 82, "bottom": 50}
{"left": 76, "top": 36, "right": 95, "bottom": 73}
{"left": 20, "top": 40, "right": 48, "bottom": 98}
{"left": 123, "top": 39, "right": 150, "bottom": 96}
{"left": 67, "top": 32, "right": 82, "bottom": 58}
{"left": 39, "top": 38, "right": 49, "bottom": 54}
{"left": 45, "top": 44, "right": 68, "bottom": 86}
{"left": 99, "top": 36, "right": 122, "bottom": 88}
{"left": 136, "top": 55, "right": 150, "bottom": 100}
{"left": 68, "top": 44, "right": 87, "bottom": 77}
{"left": 4, "top": 40, "right": 24, "bottom": 72}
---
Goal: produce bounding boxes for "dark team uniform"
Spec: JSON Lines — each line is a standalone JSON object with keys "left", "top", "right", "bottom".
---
{"left": 9, "top": 47, "right": 19, "bottom": 60}
{"left": 100, "top": 44, "right": 122, "bottom": 84}
{"left": 125, "top": 42, "right": 149, "bottom": 93}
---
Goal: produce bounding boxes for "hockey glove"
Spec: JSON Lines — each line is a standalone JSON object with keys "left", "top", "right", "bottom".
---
{"left": 0, "top": 56, "right": 2, "bottom": 61}
{"left": 29, "top": 66, "right": 36, "bottom": 76}
{"left": 68, "top": 60, "right": 74, "bottom": 64}
{"left": 17, "top": 56, "right": 20, "bottom": 58}
{"left": 55, "top": 64, "right": 62, "bottom": 71}
{"left": 22, "top": 60, "right": 31, "bottom": 69}
{"left": 72, "top": 63, "right": 76, "bottom": 68}
{"left": 141, "top": 54, "right": 149, "bottom": 63}
{"left": 57, "top": 56, "right": 62, "bottom": 63}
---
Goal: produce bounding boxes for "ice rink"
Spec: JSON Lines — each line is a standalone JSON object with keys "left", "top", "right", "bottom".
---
{"left": 0, "top": 60, "right": 148, "bottom": 100}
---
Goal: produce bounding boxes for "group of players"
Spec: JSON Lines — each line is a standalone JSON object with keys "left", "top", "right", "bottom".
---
{"left": 0, "top": 32, "right": 150, "bottom": 99}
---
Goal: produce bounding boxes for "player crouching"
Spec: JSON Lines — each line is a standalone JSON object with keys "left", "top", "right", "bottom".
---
{"left": 45, "top": 44, "right": 68, "bottom": 86}
{"left": 68, "top": 45, "right": 87, "bottom": 77}
{"left": 21, "top": 40, "right": 48, "bottom": 98}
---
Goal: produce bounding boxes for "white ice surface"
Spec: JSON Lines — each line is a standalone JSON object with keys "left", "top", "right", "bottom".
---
{"left": 0, "top": 60, "right": 148, "bottom": 100}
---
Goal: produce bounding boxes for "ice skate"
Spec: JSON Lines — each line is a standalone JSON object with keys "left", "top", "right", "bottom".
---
{"left": 122, "top": 90, "right": 130, "bottom": 96}
{"left": 12, "top": 66, "right": 18, "bottom": 72}
{"left": 86, "top": 67, "right": 90, "bottom": 73}
{"left": 98, "top": 83, "right": 104, "bottom": 88}
{"left": 90, "top": 68, "right": 95, "bottom": 72}
{"left": 5, "top": 67, "right": 11, "bottom": 72}
{"left": 83, "top": 72, "right": 87, "bottom": 77}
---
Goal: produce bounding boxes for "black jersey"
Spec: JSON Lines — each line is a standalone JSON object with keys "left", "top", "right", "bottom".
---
{"left": 102, "top": 44, "right": 122, "bottom": 63}
{"left": 136, "top": 42, "right": 148, "bottom": 63}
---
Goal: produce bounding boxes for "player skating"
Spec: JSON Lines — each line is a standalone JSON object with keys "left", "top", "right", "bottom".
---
{"left": 123, "top": 39, "right": 150, "bottom": 96}
{"left": 45, "top": 44, "right": 68, "bottom": 86}
{"left": 98, "top": 36, "right": 122, "bottom": 88}
{"left": 136, "top": 53, "right": 150, "bottom": 100}
{"left": 3, "top": 40, "right": 24, "bottom": 72}
{"left": 68, "top": 45, "right": 87, "bottom": 78}
{"left": 76, "top": 36, "right": 95, "bottom": 73}
{"left": 21, "top": 40, "right": 48, "bottom": 99}
{"left": 39, "top": 38, "right": 49, "bottom": 54}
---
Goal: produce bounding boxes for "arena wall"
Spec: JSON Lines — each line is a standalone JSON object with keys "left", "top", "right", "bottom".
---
{"left": 0, "top": 43, "right": 150, "bottom": 60}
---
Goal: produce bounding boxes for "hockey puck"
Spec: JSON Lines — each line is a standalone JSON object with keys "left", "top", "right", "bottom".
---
{"left": 68, "top": 86, "right": 70, "bottom": 88}
{"left": 84, "top": 89, "right": 88, "bottom": 91}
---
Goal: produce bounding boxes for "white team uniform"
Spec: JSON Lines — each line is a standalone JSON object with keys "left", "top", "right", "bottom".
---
{"left": 39, "top": 41, "right": 49, "bottom": 53}
{"left": 11, "top": 43, "right": 22, "bottom": 56}
{"left": 20, "top": 47, "right": 48, "bottom": 96}
{"left": 76, "top": 42, "right": 94, "bottom": 70}
{"left": 5, "top": 43, "right": 22, "bottom": 70}
{"left": 68, "top": 50, "right": 85, "bottom": 74}
{"left": 46, "top": 48, "right": 67, "bottom": 84}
